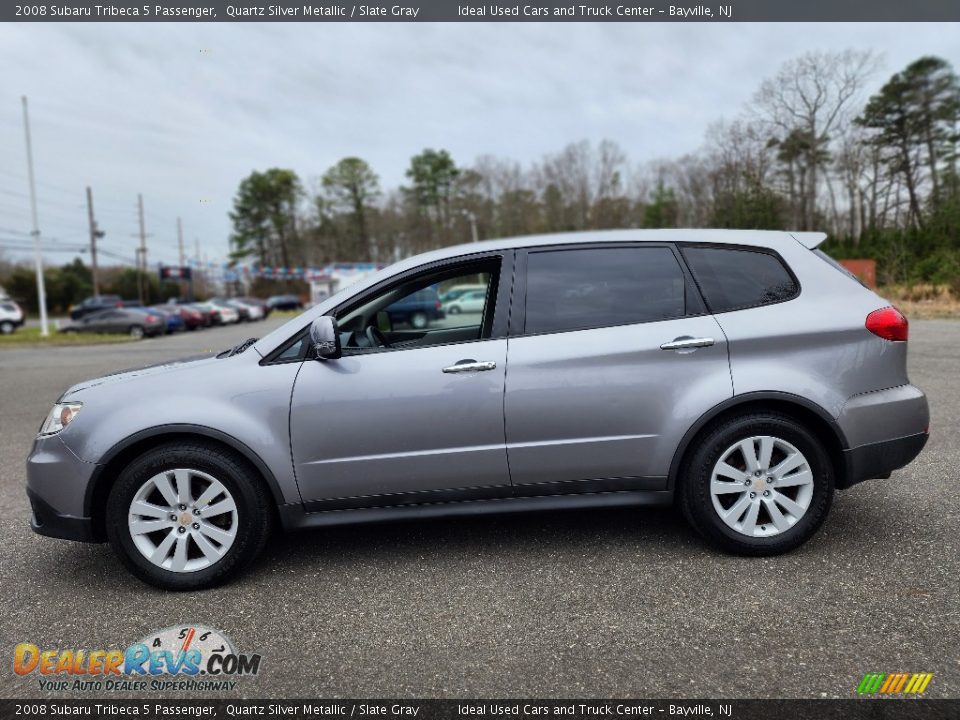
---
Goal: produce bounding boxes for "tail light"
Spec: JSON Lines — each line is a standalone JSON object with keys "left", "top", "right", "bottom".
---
{"left": 866, "top": 306, "right": 908, "bottom": 341}
{"left": 435, "top": 301, "right": 442, "bottom": 310}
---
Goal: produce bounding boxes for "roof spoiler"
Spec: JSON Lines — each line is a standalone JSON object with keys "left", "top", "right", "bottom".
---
{"left": 790, "top": 231, "right": 828, "bottom": 249}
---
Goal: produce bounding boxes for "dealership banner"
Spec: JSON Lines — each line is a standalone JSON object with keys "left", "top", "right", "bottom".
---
{"left": 2, "top": 699, "right": 959, "bottom": 718}
{"left": 3, "top": 0, "right": 960, "bottom": 22}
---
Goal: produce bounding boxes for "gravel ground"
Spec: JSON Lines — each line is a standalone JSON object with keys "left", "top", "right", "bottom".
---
{"left": 0, "top": 319, "right": 957, "bottom": 699}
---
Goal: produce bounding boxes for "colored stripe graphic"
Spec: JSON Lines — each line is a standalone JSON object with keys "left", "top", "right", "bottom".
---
{"left": 857, "top": 672, "right": 932, "bottom": 695}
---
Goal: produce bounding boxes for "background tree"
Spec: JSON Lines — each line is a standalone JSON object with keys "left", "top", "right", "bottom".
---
{"left": 404, "top": 149, "right": 460, "bottom": 249}
{"left": 229, "top": 169, "right": 302, "bottom": 268}
{"left": 321, "top": 157, "right": 380, "bottom": 261}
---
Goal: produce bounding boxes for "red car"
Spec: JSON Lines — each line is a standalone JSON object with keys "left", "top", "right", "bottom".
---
{"left": 168, "top": 305, "right": 205, "bottom": 330}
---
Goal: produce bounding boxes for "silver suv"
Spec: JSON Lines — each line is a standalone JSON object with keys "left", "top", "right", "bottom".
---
{"left": 26, "top": 230, "right": 929, "bottom": 589}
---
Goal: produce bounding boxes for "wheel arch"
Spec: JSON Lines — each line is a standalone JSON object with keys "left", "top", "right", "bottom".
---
{"left": 668, "top": 392, "right": 849, "bottom": 492}
{"left": 84, "top": 424, "right": 286, "bottom": 541}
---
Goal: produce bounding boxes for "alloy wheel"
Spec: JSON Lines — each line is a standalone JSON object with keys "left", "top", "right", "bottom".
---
{"left": 709, "top": 435, "right": 814, "bottom": 538}
{"left": 127, "top": 468, "right": 238, "bottom": 573}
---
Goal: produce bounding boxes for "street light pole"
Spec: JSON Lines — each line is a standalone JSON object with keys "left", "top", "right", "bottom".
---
{"left": 21, "top": 96, "right": 49, "bottom": 336}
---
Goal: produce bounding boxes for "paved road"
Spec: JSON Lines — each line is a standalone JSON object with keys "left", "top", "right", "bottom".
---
{"left": 1, "top": 320, "right": 958, "bottom": 699}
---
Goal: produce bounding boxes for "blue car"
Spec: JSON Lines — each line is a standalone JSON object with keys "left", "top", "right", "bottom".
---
{"left": 142, "top": 307, "right": 185, "bottom": 334}
{"left": 385, "top": 287, "right": 445, "bottom": 329}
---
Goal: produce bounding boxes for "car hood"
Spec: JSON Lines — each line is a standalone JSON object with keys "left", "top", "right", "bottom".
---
{"left": 61, "top": 354, "right": 221, "bottom": 399}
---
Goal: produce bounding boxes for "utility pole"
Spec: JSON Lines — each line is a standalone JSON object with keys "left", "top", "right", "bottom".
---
{"left": 85, "top": 186, "right": 102, "bottom": 296}
{"left": 137, "top": 194, "right": 147, "bottom": 304}
{"left": 176, "top": 217, "right": 187, "bottom": 300}
{"left": 21, "top": 96, "right": 49, "bottom": 336}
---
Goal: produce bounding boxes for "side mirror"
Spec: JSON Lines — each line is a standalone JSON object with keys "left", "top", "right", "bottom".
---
{"left": 310, "top": 316, "right": 341, "bottom": 360}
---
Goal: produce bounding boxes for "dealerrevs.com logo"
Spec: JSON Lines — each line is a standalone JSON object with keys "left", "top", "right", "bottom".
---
{"left": 13, "top": 625, "right": 261, "bottom": 692}
{"left": 857, "top": 673, "right": 934, "bottom": 695}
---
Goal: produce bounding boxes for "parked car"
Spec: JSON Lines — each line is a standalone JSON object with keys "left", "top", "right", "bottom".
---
{"left": 193, "top": 300, "right": 239, "bottom": 325}
{"left": 27, "top": 229, "right": 929, "bottom": 590}
{"left": 144, "top": 307, "right": 185, "bottom": 334}
{"left": 385, "top": 287, "right": 444, "bottom": 329}
{"left": 0, "top": 299, "right": 25, "bottom": 334}
{"left": 442, "top": 288, "right": 487, "bottom": 315}
{"left": 68, "top": 295, "right": 125, "bottom": 321}
{"left": 231, "top": 297, "right": 268, "bottom": 320}
{"left": 60, "top": 307, "right": 164, "bottom": 339}
{"left": 161, "top": 304, "right": 205, "bottom": 331}
{"left": 236, "top": 296, "right": 271, "bottom": 319}
{"left": 439, "top": 283, "right": 487, "bottom": 303}
{"left": 266, "top": 294, "right": 303, "bottom": 311}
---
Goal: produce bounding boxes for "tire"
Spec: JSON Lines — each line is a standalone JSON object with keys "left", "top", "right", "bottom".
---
{"left": 411, "top": 311, "right": 428, "bottom": 329}
{"left": 128, "top": 325, "right": 144, "bottom": 339}
{"left": 448, "top": 306, "right": 461, "bottom": 315}
{"left": 679, "top": 412, "right": 834, "bottom": 556}
{"left": 0, "top": 321, "right": 14, "bottom": 334}
{"left": 105, "top": 442, "right": 273, "bottom": 590}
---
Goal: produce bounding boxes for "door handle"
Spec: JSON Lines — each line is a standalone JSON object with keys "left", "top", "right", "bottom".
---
{"left": 442, "top": 360, "right": 497, "bottom": 373}
{"left": 660, "top": 336, "right": 715, "bottom": 351}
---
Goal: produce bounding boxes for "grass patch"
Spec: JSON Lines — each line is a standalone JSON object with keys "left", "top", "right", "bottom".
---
{"left": 0, "top": 326, "right": 138, "bottom": 347}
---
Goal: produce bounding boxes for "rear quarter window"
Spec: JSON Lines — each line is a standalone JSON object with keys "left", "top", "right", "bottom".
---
{"left": 682, "top": 246, "right": 798, "bottom": 313}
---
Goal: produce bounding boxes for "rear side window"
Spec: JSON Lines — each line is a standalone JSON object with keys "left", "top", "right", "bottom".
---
{"left": 524, "top": 247, "right": 686, "bottom": 334}
{"left": 682, "top": 246, "right": 798, "bottom": 313}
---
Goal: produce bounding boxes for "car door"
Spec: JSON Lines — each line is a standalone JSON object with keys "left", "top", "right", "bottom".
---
{"left": 288, "top": 252, "right": 514, "bottom": 508}
{"left": 504, "top": 244, "right": 733, "bottom": 493}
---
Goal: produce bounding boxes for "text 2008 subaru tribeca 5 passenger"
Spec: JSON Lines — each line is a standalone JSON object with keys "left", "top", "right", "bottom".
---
{"left": 26, "top": 230, "right": 929, "bottom": 589}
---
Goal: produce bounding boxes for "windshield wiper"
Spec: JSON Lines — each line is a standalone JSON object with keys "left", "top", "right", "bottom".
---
{"left": 217, "top": 338, "right": 258, "bottom": 358}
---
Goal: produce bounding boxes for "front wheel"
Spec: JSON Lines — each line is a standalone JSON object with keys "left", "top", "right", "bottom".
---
{"left": 105, "top": 443, "right": 273, "bottom": 590}
{"left": 0, "top": 321, "right": 15, "bottom": 334}
{"left": 128, "top": 325, "right": 144, "bottom": 339}
{"left": 679, "top": 413, "right": 834, "bottom": 556}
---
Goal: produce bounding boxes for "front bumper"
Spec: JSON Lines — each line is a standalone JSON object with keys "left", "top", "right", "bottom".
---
{"left": 25, "top": 433, "right": 102, "bottom": 543}
{"left": 27, "top": 488, "right": 97, "bottom": 542}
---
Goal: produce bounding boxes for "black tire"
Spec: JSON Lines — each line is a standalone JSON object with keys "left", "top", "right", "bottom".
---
{"left": 128, "top": 325, "right": 144, "bottom": 339}
{"left": 411, "top": 311, "right": 428, "bottom": 329}
{"left": 105, "top": 442, "right": 273, "bottom": 590}
{"left": 0, "top": 321, "right": 15, "bottom": 334}
{"left": 448, "top": 306, "right": 461, "bottom": 315}
{"left": 679, "top": 412, "right": 834, "bottom": 556}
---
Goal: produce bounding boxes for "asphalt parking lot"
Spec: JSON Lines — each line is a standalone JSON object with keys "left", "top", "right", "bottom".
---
{"left": 1, "top": 318, "right": 958, "bottom": 699}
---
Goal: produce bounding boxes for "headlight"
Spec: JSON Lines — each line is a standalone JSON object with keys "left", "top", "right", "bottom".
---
{"left": 39, "top": 402, "right": 83, "bottom": 435}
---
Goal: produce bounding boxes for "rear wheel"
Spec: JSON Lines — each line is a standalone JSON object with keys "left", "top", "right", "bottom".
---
{"left": 105, "top": 442, "right": 273, "bottom": 590}
{"left": 0, "top": 321, "right": 14, "bottom": 334}
{"left": 679, "top": 413, "right": 833, "bottom": 556}
{"left": 128, "top": 325, "right": 144, "bottom": 339}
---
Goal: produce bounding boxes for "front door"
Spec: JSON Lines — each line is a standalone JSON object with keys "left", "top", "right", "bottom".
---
{"left": 289, "top": 253, "right": 513, "bottom": 508}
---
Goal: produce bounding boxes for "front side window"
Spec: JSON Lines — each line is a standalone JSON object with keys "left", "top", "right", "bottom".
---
{"left": 682, "top": 246, "right": 798, "bottom": 313}
{"left": 334, "top": 259, "right": 501, "bottom": 352}
{"left": 524, "top": 247, "right": 687, "bottom": 334}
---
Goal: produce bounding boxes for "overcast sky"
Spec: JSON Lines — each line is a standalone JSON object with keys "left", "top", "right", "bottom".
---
{"left": 0, "top": 22, "right": 957, "bottom": 268}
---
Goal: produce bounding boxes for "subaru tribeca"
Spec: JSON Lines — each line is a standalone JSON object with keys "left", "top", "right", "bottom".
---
{"left": 26, "top": 230, "right": 929, "bottom": 590}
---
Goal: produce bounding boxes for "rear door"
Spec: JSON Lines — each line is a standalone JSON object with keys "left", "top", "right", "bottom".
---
{"left": 504, "top": 244, "right": 733, "bottom": 492}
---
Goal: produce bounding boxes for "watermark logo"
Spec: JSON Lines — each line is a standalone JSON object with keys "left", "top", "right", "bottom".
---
{"left": 13, "top": 625, "right": 261, "bottom": 693}
{"left": 857, "top": 672, "right": 933, "bottom": 695}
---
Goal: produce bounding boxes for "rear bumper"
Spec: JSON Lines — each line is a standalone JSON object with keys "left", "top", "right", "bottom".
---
{"left": 840, "top": 432, "right": 928, "bottom": 490}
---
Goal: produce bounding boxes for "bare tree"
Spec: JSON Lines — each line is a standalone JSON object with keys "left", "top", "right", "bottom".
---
{"left": 754, "top": 49, "right": 878, "bottom": 229}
